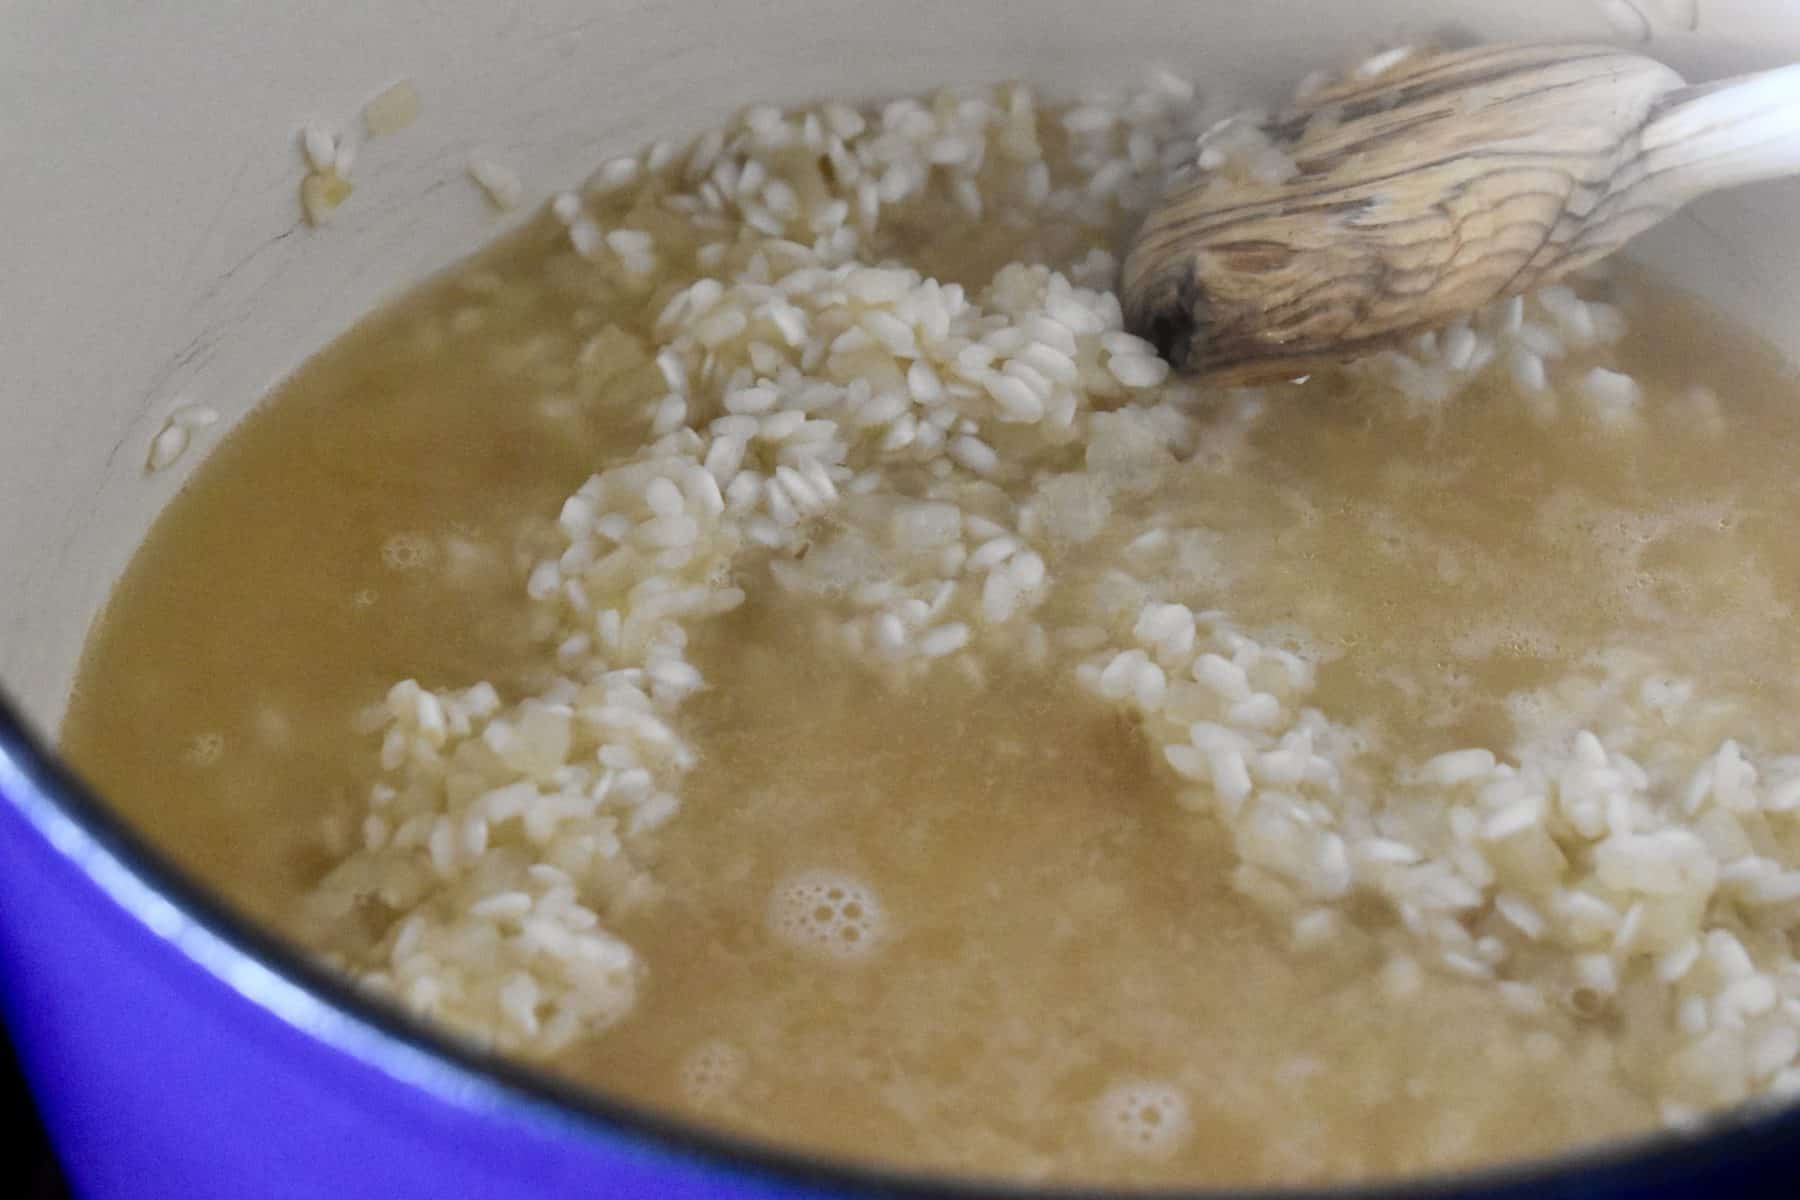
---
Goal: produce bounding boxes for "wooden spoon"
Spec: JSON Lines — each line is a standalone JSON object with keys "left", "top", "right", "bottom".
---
{"left": 1120, "top": 43, "right": 1800, "bottom": 383}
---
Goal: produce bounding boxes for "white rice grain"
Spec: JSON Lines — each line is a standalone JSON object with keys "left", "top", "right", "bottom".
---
{"left": 467, "top": 156, "right": 525, "bottom": 211}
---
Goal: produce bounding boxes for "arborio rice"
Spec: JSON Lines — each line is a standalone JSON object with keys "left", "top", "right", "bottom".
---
{"left": 303, "top": 50, "right": 1800, "bottom": 1132}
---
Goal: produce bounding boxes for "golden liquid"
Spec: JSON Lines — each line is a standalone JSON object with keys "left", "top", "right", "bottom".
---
{"left": 60, "top": 204, "right": 1800, "bottom": 1183}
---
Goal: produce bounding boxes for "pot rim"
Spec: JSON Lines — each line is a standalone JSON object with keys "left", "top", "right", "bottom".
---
{"left": 4, "top": 690, "right": 1797, "bottom": 1198}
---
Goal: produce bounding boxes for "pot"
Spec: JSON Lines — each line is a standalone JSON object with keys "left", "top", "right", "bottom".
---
{"left": 6, "top": 2, "right": 1800, "bottom": 1196}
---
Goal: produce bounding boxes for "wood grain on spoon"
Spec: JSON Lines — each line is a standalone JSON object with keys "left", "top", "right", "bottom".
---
{"left": 1121, "top": 43, "right": 1800, "bottom": 383}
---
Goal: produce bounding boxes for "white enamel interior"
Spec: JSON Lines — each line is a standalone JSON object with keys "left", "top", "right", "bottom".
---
{"left": 5, "top": 0, "right": 1800, "bottom": 733}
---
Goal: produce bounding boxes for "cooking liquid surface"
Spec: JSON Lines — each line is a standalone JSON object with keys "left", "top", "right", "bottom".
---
{"left": 60, "top": 112, "right": 1800, "bottom": 1185}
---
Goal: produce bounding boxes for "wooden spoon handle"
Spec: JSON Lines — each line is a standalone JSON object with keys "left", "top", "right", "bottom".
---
{"left": 1638, "top": 64, "right": 1800, "bottom": 202}
{"left": 1555, "top": 63, "right": 1800, "bottom": 284}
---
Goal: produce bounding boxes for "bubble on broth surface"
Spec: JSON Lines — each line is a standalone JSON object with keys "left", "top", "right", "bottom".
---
{"left": 767, "top": 869, "right": 887, "bottom": 962}
{"left": 183, "top": 731, "right": 225, "bottom": 767}
{"left": 381, "top": 532, "right": 435, "bottom": 571}
{"left": 1093, "top": 1079, "right": 1192, "bottom": 1159}
{"left": 679, "top": 1039, "right": 747, "bottom": 1107}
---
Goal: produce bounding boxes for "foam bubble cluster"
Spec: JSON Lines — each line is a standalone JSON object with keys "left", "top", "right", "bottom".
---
{"left": 767, "top": 869, "right": 887, "bottom": 962}
{"left": 1093, "top": 1080, "right": 1192, "bottom": 1159}
{"left": 381, "top": 531, "right": 434, "bottom": 571}
{"left": 678, "top": 1039, "right": 746, "bottom": 1107}
{"left": 184, "top": 731, "right": 225, "bottom": 767}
